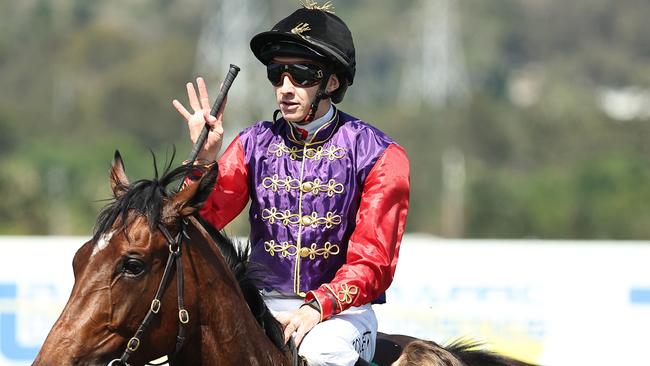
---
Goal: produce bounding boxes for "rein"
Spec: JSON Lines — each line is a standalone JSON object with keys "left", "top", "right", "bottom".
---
{"left": 108, "top": 221, "right": 189, "bottom": 366}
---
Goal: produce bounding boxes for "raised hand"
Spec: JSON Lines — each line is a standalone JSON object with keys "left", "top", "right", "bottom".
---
{"left": 172, "top": 76, "right": 227, "bottom": 162}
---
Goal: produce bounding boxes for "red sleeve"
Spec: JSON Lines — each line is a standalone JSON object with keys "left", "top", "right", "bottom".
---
{"left": 198, "top": 135, "right": 250, "bottom": 230}
{"left": 305, "top": 144, "right": 410, "bottom": 320}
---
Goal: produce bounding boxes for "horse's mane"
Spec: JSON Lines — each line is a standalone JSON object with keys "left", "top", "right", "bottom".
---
{"left": 194, "top": 215, "right": 285, "bottom": 351}
{"left": 92, "top": 156, "right": 285, "bottom": 351}
{"left": 446, "top": 339, "right": 536, "bottom": 366}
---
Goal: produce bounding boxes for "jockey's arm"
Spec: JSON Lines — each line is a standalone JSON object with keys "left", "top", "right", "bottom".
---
{"left": 305, "top": 144, "right": 410, "bottom": 321}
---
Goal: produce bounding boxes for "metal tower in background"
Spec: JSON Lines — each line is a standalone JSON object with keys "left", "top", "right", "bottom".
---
{"left": 194, "top": 0, "right": 274, "bottom": 137}
{"left": 440, "top": 147, "right": 465, "bottom": 237}
{"left": 399, "top": 0, "right": 469, "bottom": 107}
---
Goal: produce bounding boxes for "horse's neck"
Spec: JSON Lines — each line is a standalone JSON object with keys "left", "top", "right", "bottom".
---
{"left": 177, "top": 219, "right": 290, "bottom": 366}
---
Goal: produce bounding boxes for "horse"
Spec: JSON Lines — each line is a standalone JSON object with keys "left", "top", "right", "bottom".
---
{"left": 375, "top": 334, "right": 538, "bottom": 366}
{"left": 33, "top": 151, "right": 538, "bottom": 366}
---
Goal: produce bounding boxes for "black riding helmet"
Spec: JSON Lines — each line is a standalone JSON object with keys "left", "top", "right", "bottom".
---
{"left": 250, "top": 5, "right": 356, "bottom": 105}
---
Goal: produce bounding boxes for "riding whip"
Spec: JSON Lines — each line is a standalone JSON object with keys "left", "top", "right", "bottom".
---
{"left": 178, "top": 64, "right": 240, "bottom": 190}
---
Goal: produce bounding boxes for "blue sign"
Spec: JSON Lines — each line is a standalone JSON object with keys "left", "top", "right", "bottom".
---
{"left": 630, "top": 288, "right": 650, "bottom": 305}
{"left": 0, "top": 283, "right": 40, "bottom": 362}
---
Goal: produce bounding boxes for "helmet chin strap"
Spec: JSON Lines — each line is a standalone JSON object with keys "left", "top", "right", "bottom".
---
{"left": 299, "top": 70, "right": 333, "bottom": 124}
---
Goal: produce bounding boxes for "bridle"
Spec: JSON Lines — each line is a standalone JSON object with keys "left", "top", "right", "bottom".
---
{"left": 106, "top": 218, "right": 301, "bottom": 366}
{"left": 108, "top": 220, "right": 189, "bottom": 366}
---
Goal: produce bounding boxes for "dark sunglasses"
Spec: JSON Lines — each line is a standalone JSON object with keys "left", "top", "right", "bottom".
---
{"left": 266, "top": 62, "right": 324, "bottom": 87}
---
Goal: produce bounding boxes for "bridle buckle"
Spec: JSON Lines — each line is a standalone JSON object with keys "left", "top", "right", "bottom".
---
{"left": 127, "top": 337, "right": 140, "bottom": 352}
{"left": 179, "top": 309, "right": 190, "bottom": 324}
{"left": 151, "top": 299, "right": 161, "bottom": 314}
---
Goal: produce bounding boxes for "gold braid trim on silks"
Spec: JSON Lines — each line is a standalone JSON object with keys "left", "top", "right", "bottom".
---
{"left": 322, "top": 283, "right": 359, "bottom": 314}
{"left": 305, "top": 145, "right": 346, "bottom": 161}
{"left": 336, "top": 283, "right": 359, "bottom": 304}
{"left": 262, "top": 208, "right": 342, "bottom": 228}
{"left": 268, "top": 142, "right": 302, "bottom": 160}
{"left": 262, "top": 175, "right": 345, "bottom": 196}
{"left": 261, "top": 208, "right": 301, "bottom": 226}
{"left": 264, "top": 240, "right": 340, "bottom": 259}
{"left": 262, "top": 174, "right": 300, "bottom": 192}
{"left": 300, "top": 0, "right": 335, "bottom": 14}
{"left": 268, "top": 142, "right": 346, "bottom": 161}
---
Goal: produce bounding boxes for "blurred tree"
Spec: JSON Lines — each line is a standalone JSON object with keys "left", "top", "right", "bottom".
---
{"left": 1, "top": 0, "right": 650, "bottom": 238}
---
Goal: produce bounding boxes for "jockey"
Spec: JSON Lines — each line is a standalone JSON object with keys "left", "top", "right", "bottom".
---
{"left": 174, "top": 2, "right": 410, "bottom": 365}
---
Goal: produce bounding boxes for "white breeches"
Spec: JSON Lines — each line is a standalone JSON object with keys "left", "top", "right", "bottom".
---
{"left": 266, "top": 297, "right": 378, "bottom": 366}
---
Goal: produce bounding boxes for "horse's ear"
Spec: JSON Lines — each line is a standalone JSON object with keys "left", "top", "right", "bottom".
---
{"left": 110, "top": 150, "right": 130, "bottom": 198}
{"left": 167, "top": 163, "right": 219, "bottom": 218}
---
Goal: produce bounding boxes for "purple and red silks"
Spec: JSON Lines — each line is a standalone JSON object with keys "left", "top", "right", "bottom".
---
{"left": 199, "top": 108, "right": 410, "bottom": 320}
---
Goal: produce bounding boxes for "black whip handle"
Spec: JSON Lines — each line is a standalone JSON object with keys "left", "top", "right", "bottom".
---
{"left": 178, "top": 64, "right": 240, "bottom": 191}
{"left": 186, "top": 64, "right": 240, "bottom": 163}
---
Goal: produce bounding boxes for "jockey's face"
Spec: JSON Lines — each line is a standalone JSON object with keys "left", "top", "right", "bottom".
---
{"left": 272, "top": 56, "right": 339, "bottom": 124}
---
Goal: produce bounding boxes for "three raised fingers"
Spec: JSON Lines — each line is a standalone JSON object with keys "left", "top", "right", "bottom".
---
{"left": 173, "top": 77, "right": 214, "bottom": 122}
{"left": 186, "top": 81, "right": 201, "bottom": 112}
{"left": 197, "top": 77, "right": 211, "bottom": 111}
{"left": 172, "top": 99, "right": 192, "bottom": 120}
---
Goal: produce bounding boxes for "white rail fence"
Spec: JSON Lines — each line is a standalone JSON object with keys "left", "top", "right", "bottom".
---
{"left": 2, "top": 235, "right": 649, "bottom": 366}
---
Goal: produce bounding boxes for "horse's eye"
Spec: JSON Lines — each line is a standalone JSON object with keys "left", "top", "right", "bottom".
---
{"left": 122, "top": 258, "right": 146, "bottom": 277}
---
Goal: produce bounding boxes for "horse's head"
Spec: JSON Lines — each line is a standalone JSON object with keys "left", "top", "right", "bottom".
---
{"left": 34, "top": 151, "right": 218, "bottom": 366}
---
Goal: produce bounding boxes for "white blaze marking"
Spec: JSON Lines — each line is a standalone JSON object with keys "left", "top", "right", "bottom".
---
{"left": 92, "top": 230, "right": 115, "bottom": 256}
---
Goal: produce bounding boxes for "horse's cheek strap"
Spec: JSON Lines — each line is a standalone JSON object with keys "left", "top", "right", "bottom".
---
{"left": 116, "top": 224, "right": 188, "bottom": 365}
{"left": 118, "top": 252, "right": 177, "bottom": 363}
{"left": 174, "top": 247, "right": 188, "bottom": 354}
